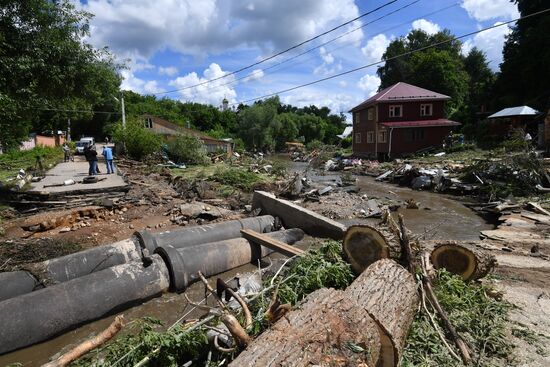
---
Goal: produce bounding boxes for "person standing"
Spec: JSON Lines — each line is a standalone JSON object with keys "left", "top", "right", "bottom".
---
{"left": 102, "top": 145, "right": 115, "bottom": 174}
{"left": 62, "top": 143, "right": 70, "bottom": 162}
{"left": 85, "top": 145, "right": 98, "bottom": 175}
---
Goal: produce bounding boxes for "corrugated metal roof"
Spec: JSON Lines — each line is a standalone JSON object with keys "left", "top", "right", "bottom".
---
{"left": 487, "top": 106, "right": 539, "bottom": 118}
{"left": 337, "top": 125, "right": 353, "bottom": 138}
{"left": 380, "top": 119, "right": 461, "bottom": 128}
{"left": 349, "top": 82, "right": 450, "bottom": 112}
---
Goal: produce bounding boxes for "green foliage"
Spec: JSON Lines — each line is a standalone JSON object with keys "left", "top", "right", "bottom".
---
{"left": 496, "top": 0, "right": 550, "bottom": 110}
{"left": 0, "top": 146, "right": 63, "bottom": 183}
{"left": 166, "top": 135, "right": 209, "bottom": 165}
{"left": 213, "top": 167, "right": 263, "bottom": 191}
{"left": 445, "top": 143, "right": 476, "bottom": 154}
{"left": 402, "top": 270, "right": 513, "bottom": 366}
{"left": 72, "top": 317, "right": 208, "bottom": 367}
{"left": 512, "top": 324, "right": 550, "bottom": 356}
{"left": 276, "top": 241, "right": 355, "bottom": 305}
{"left": 0, "top": 0, "right": 121, "bottom": 149}
{"left": 306, "top": 139, "right": 324, "bottom": 151}
{"left": 112, "top": 118, "right": 162, "bottom": 161}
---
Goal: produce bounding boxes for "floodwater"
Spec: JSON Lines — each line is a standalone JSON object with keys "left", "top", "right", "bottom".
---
{"left": 0, "top": 155, "right": 493, "bottom": 366}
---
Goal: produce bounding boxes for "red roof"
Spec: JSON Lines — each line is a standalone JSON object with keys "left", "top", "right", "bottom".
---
{"left": 350, "top": 82, "right": 450, "bottom": 112}
{"left": 381, "top": 119, "right": 461, "bottom": 128}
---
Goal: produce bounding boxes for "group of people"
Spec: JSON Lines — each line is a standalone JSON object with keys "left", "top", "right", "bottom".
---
{"left": 62, "top": 142, "right": 115, "bottom": 176}
{"left": 84, "top": 145, "right": 115, "bottom": 176}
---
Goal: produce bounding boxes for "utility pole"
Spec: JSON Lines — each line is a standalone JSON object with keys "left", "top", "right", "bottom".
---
{"left": 67, "top": 118, "right": 71, "bottom": 142}
{"left": 121, "top": 92, "right": 126, "bottom": 130}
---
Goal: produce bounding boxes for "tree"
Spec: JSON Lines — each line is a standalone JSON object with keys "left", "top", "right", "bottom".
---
{"left": 0, "top": 0, "right": 121, "bottom": 150}
{"left": 462, "top": 48, "right": 495, "bottom": 127}
{"left": 377, "top": 29, "right": 469, "bottom": 119}
{"left": 495, "top": 0, "right": 550, "bottom": 110}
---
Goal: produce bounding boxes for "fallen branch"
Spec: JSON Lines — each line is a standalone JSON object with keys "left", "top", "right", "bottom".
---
{"left": 42, "top": 315, "right": 124, "bottom": 367}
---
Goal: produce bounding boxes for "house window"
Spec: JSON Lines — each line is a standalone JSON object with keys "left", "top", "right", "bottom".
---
{"left": 355, "top": 133, "right": 361, "bottom": 144}
{"left": 379, "top": 131, "right": 387, "bottom": 143}
{"left": 367, "top": 108, "right": 374, "bottom": 120}
{"left": 144, "top": 117, "right": 153, "bottom": 129}
{"left": 366, "top": 131, "right": 374, "bottom": 143}
{"left": 389, "top": 105, "right": 402, "bottom": 118}
{"left": 420, "top": 104, "right": 432, "bottom": 117}
{"left": 405, "top": 128, "right": 425, "bottom": 141}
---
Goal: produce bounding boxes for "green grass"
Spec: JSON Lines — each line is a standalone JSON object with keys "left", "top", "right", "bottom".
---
{"left": 0, "top": 146, "right": 63, "bottom": 183}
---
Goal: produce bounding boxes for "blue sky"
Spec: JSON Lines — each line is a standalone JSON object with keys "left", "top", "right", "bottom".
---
{"left": 76, "top": 0, "right": 519, "bottom": 117}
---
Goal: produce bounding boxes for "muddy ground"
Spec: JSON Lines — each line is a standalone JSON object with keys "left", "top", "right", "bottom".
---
{"left": 0, "top": 156, "right": 549, "bottom": 366}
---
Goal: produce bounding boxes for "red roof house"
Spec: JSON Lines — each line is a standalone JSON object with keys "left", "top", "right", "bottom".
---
{"left": 349, "top": 82, "right": 461, "bottom": 159}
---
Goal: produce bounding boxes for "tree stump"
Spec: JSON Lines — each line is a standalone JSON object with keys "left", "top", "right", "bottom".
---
{"left": 429, "top": 241, "right": 497, "bottom": 281}
{"left": 229, "top": 259, "right": 418, "bottom": 367}
{"left": 342, "top": 224, "right": 401, "bottom": 274}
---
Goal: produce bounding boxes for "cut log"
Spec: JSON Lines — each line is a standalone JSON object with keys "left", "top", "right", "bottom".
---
{"left": 429, "top": 241, "right": 497, "bottom": 281}
{"left": 342, "top": 224, "right": 401, "bottom": 274}
{"left": 229, "top": 259, "right": 418, "bottom": 367}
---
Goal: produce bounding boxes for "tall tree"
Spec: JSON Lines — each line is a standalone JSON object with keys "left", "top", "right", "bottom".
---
{"left": 0, "top": 0, "right": 121, "bottom": 150}
{"left": 463, "top": 48, "right": 495, "bottom": 125}
{"left": 495, "top": 0, "right": 550, "bottom": 110}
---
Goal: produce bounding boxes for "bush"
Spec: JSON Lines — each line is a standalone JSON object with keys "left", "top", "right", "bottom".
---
{"left": 306, "top": 139, "right": 323, "bottom": 151}
{"left": 213, "top": 166, "right": 263, "bottom": 191}
{"left": 112, "top": 118, "right": 162, "bottom": 161}
{"left": 166, "top": 134, "right": 209, "bottom": 165}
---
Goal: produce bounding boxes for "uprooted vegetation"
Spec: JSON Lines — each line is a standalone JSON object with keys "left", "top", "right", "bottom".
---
{"left": 0, "top": 146, "right": 63, "bottom": 184}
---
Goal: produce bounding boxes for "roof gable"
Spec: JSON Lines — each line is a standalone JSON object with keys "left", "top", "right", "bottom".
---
{"left": 350, "top": 82, "right": 450, "bottom": 112}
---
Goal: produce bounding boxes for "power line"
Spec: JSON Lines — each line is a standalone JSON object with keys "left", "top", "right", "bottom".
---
{"left": 195, "top": 1, "right": 458, "bottom": 96}
{"left": 154, "top": 0, "right": 400, "bottom": 95}
{"left": 231, "top": 7, "right": 550, "bottom": 107}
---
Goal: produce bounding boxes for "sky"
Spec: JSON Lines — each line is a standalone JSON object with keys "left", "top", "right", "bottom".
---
{"left": 76, "top": 0, "right": 519, "bottom": 117}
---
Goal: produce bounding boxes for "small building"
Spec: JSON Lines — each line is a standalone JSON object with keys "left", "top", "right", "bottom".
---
{"left": 142, "top": 114, "right": 233, "bottom": 155}
{"left": 487, "top": 106, "right": 540, "bottom": 144}
{"left": 349, "top": 82, "right": 460, "bottom": 159}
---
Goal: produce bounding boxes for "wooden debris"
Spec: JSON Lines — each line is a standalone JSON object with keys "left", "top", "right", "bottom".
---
{"left": 240, "top": 229, "right": 305, "bottom": 257}
{"left": 342, "top": 224, "right": 401, "bottom": 274}
{"left": 229, "top": 259, "right": 418, "bottom": 367}
{"left": 42, "top": 315, "right": 124, "bottom": 367}
{"left": 429, "top": 241, "right": 497, "bottom": 281}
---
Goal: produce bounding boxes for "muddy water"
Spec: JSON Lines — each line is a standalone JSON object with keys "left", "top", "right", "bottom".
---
{"left": 0, "top": 156, "right": 492, "bottom": 366}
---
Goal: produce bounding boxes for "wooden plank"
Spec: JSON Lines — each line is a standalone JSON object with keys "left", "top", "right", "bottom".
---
{"left": 240, "top": 229, "right": 305, "bottom": 257}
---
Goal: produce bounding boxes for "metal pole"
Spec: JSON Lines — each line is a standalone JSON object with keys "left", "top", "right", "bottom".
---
{"left": 67, "top": 118, "right": 71, "bottom": 142}
{"left": 121, "top": 92, "right": 126, "bottom": 130}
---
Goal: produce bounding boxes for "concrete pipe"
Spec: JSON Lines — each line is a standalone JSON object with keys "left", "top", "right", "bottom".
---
{"left": 135, "top": 215, "right": 276, "bottom": 253}
{"left": 0, "top": 238, "right": 142, "bottom": 302}
{"left": 0, "top": 254, "right": 169, "bottom": 355}
{"left": 0, "top": 271, "right": 41, "bottom": 302}
{"left": 155, "top": 228, "right": 304, "bottom": 292}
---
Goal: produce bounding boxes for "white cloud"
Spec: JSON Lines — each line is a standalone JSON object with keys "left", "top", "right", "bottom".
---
{"left": 412, "top": 19, "right": 441, "bottom": 35}
{"left": 361, "top": 34, "right": 391, "bottom": 64}
{"left": 462, "top": 22, "right": 511, "bottom": 70}
{"left": 281, "top": 89, "right": 357, "bottom": 115}
{"left": 319, "top": 47, "right": 334, "bottom": 65}
{"left": 159, "top": 66, "right": 179, "bottom": 76}
{"left": 357, "top": 74, "right": 380, "bottom": 97}
{"left": 169, "top": 63, "right": 237, "bottom": 106}
{"left": 79, "top": 0, "right": 363, "bottom": 60}
{"left": 461, "top": 0, "right": 519, "bottom": 21}
{"left": 243, "top": 69, "right": 265, "bottom": 83}
{"left": 120, "top": 69, "right": 165, "bottom": 95}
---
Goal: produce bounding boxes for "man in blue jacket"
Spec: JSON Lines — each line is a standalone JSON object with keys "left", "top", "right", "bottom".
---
{"left": 102, "top": 146, "right": 115, "bottom": 174}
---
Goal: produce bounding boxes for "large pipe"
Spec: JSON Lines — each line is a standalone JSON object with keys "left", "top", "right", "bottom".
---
{"left": 0, "top": 238, "right": 142, "bottom": 302}
{"left": 155, "top": 228, "right": 304, "bottom": 291}
{"left": 135, "top": 215, "right": 276, "bottom": 253}
{"left": 0, "top": 254, "right": 169, "bottom": 355}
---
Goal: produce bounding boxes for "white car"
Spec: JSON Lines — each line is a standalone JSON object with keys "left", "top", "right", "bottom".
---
{"left": 75, "top": 138, "right": 95, "bottom": 154}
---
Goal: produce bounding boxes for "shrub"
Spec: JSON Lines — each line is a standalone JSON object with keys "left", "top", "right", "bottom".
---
{"left": 112, "top": 118, "right": 162, "bottom": 161}
{"left": 213, "top": 166, "right": 263, "bottom": 191}
{"left": 306, "top": 139, "right": 323, "bottom": 151}
{"left": 166, "top": 134, "right": 209, "bottom": 165}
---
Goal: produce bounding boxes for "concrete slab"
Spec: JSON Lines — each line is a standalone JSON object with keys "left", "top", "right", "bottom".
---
{"left": 28, "top": 155, "right": 128, "bottom": 195}
{"left": 252, "top": 191, "right": 347, "bottom": 240}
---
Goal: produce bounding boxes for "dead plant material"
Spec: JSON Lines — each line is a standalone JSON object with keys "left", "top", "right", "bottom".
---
{"left": 42, "top": 315, "right": 124, "bottom": 367}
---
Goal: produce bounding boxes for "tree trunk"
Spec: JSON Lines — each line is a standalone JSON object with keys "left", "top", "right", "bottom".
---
{"left": 229, "top": 259, "right": 418, "bottom": 367}
{"left": 342, "top": 224, "right": 401, "bottom": 274}
{"left": 428, "top": 241, "right": 496, "bottom": 281}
